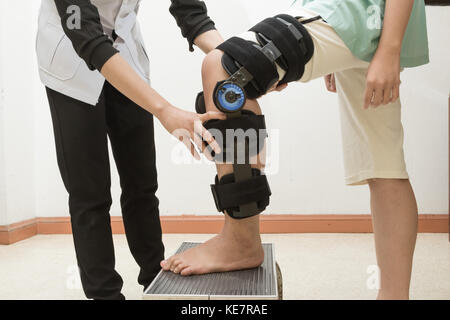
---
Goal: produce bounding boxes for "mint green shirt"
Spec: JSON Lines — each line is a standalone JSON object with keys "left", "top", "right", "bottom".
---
{"left": 298, "top": 0, "right": 429, "bottom": 67}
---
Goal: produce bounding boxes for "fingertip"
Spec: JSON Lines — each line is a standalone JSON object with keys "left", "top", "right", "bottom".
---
{"left": 202, "top": 131, "right": 213, "bottom": 143}
{"left": 216, "top": 113, "right": 227, "bottom": 120}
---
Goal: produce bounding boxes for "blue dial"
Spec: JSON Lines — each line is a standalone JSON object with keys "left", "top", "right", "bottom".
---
{"left": 216, "top": 82, "right": 246, "bottom": 112}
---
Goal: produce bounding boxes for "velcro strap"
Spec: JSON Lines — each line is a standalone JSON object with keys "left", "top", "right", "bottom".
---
{"left": 211, "top": 174, "right": 271, "bottom": 212}
{"left": 203, "top": 111, "right": 267, "bottom": 161}
{"left": 217, "top": 37, "right": 278, "bottom": 96}
{"left": 250, "top": 17, "right": 306, "bottom": 84}
{"left": 204, "top": 113, "right": 267, "bottom": 133}
{"left": 275, "top": 14, "right": 315, "bottom": 63}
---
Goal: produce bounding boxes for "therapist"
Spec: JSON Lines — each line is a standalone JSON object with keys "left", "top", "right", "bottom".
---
{"left": 36, "top": 0, "right": 224, "bottom": 300}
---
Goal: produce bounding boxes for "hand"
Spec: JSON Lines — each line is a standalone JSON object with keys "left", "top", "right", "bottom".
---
{"left": 364, "top": 48, "right": 401, "bottom": 109}
{"left": 324, "top": 74, "right": 336, "bottom": 92}
{"left": 156, "top": 105, "right": 226, "bottom": 160}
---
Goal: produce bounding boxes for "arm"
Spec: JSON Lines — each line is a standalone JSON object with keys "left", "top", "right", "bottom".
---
{"left": 54, "top": 0, "right": 224, "bottom": 158}
{"left": 54, "top": 0, "right": 165, "bottom": 113}
{"left": 54, "top": 0, "right": 118, "bottom": 71}
{"left": 169, "top": 0, "right": 224, "bottom": 53}
{"left": 193, "top": 29, "right": 224, "bottom": 54}
{"left": 101, "top": 54, "right": 224, "bottom": 159}
{"left": 100, "top": 54, "right": 169, "bottom": 117}
{"left": 363, "top": 0, "right": 414, "bottom": 109}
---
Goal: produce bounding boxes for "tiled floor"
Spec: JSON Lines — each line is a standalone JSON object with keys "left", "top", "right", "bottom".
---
{"left": 0, "top": 233, "right": 448, "bottom": 300}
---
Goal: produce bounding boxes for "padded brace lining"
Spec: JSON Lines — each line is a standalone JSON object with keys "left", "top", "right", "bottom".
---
{"left": 211, "top": 169, "right": 271, "bottom": 218}
{"left": 203, "top": 110, "right": 267, "bottom": 161}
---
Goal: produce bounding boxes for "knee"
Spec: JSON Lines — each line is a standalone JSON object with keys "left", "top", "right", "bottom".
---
{"left": 202, "top": 49, "right": 261, "bottom": 114}
{"left": 69, "top": 193, "right": 112, "bottom": 223}
{"left": 201, "top": 49, "right": 224, "bottom": 82}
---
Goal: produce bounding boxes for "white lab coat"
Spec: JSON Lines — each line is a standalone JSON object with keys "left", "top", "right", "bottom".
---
{"left": 36, "top": 0, "right": 150, "bottom": 105}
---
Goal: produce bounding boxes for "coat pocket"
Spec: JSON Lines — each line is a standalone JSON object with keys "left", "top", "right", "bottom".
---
{"left": 36, "top": 21, "right": 82, "bottom": 81}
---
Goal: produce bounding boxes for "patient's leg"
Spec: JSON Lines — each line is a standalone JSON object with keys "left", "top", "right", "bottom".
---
{"left": 160, "top": 50, "right": 265, "bottom": 276}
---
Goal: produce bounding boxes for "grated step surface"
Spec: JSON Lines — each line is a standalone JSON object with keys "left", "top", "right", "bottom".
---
{"left": 143, "top": 242, "right": 278, "bottom": 300}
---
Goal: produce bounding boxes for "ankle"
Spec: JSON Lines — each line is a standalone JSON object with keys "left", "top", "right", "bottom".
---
{"left": 219, "top": 227, "right": 261, "bottom": 245}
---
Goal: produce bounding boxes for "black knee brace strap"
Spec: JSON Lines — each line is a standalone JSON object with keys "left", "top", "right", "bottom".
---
{"left": 217, "top": 14, "right": 314, "bottom": 100}
{"left": 204, "top": 110, "right": 267, "bottom": 162}
{"left": 195, "top": 92, "right": 267, "bottom": 162}
{"left": 211, "top": 168, "right": 271, "bottom": 219}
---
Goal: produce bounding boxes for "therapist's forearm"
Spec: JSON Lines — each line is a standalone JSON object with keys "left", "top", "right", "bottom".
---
{"left": 377, "top": 0, "right": 414, "bottom": 54}
{"left": 100, "top": 53, "right": 169, "bottom": 118}
{"left": 194, "top": 30, "right": 224, "bottom": 54}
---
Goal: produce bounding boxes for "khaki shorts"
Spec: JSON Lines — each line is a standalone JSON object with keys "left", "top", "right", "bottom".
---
{"left": 238, "top": 7, "right": 409, "bottom": 185}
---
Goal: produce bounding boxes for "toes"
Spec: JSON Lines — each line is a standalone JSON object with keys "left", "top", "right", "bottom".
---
{"left": 173, "top": 262, "right": 188, "bottom": 274}
{"left": 170, "top": 259, "right": 184, "bottom": 273}
{"left": 161, "top": 260, "right": 170, "bottom": 270}
{"left": 181, "top": 265, "right": 209, "bottom": 276}
{"left": 161, "top": 255, "right": 178, "bottom": 271}
{"left": 180, "top": 266, "right": 206, "bottom": 276}
{"left": 180, "top": 267, "right": 194, "bottom": 276}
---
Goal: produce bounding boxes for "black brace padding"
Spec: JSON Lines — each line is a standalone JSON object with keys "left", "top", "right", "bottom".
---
{"left": 218, "top": 37, "right": 279, "bottom": 99}
{"left": 217, "top": 14, "right": 314, "bottom": 99}
{"left": 203, "top": 110, "right": 267, "bottom": 162}
{"left": 211, "top": 168, "right": 271, "bottom": 219}
{"left": 195, "top": 92, "right": 267, "bottom": 161}
{"left": 277, "top": 14, "right": 315, "bottom": 63}
{"left": 250, "top": 14, "right": 314, "bottom": 85}
{"left": 195, "top": 91, "right": 206, "bottom": 114}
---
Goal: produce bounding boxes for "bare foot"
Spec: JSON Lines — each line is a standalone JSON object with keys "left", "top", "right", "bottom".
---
{"left": 160, "top": 232, "right": 264, "bottom": 276}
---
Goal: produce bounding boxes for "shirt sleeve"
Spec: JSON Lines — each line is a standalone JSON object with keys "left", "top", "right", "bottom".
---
{"left": 169, "top": 0, "right": 216, "bottom": 52}
{"left": 54, "top": 0, "right": 119, "bottom": 71}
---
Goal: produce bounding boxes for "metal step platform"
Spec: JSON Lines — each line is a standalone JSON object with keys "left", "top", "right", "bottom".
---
{"left": 143, "top": 242, "right": 282, "bottom": 300}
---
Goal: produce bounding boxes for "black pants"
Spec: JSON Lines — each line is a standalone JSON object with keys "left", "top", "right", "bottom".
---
{"left": 46, "top": 82, "right": 164, "bottom": 300}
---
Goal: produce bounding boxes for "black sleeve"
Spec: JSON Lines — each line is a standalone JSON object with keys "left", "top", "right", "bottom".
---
{"left": 169, "top": 0, "right": 216, "bottom": 52}
{"left": 54, "top": 0, "right": 119, "bottom": 71}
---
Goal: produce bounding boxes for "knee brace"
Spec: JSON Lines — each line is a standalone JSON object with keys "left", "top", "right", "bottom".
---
{"left": 196, "top": 14, "right": 314, "bottom": 219}
{"left": 196, "top": 93, "right": 271, "bottom": 219}
{"left": 213, "top": 14, "right": 314, "bottom": 113}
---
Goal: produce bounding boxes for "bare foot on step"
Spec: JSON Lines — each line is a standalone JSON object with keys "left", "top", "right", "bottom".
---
{"left": 160, "top": 231, "right": 264, "bottom": 276}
